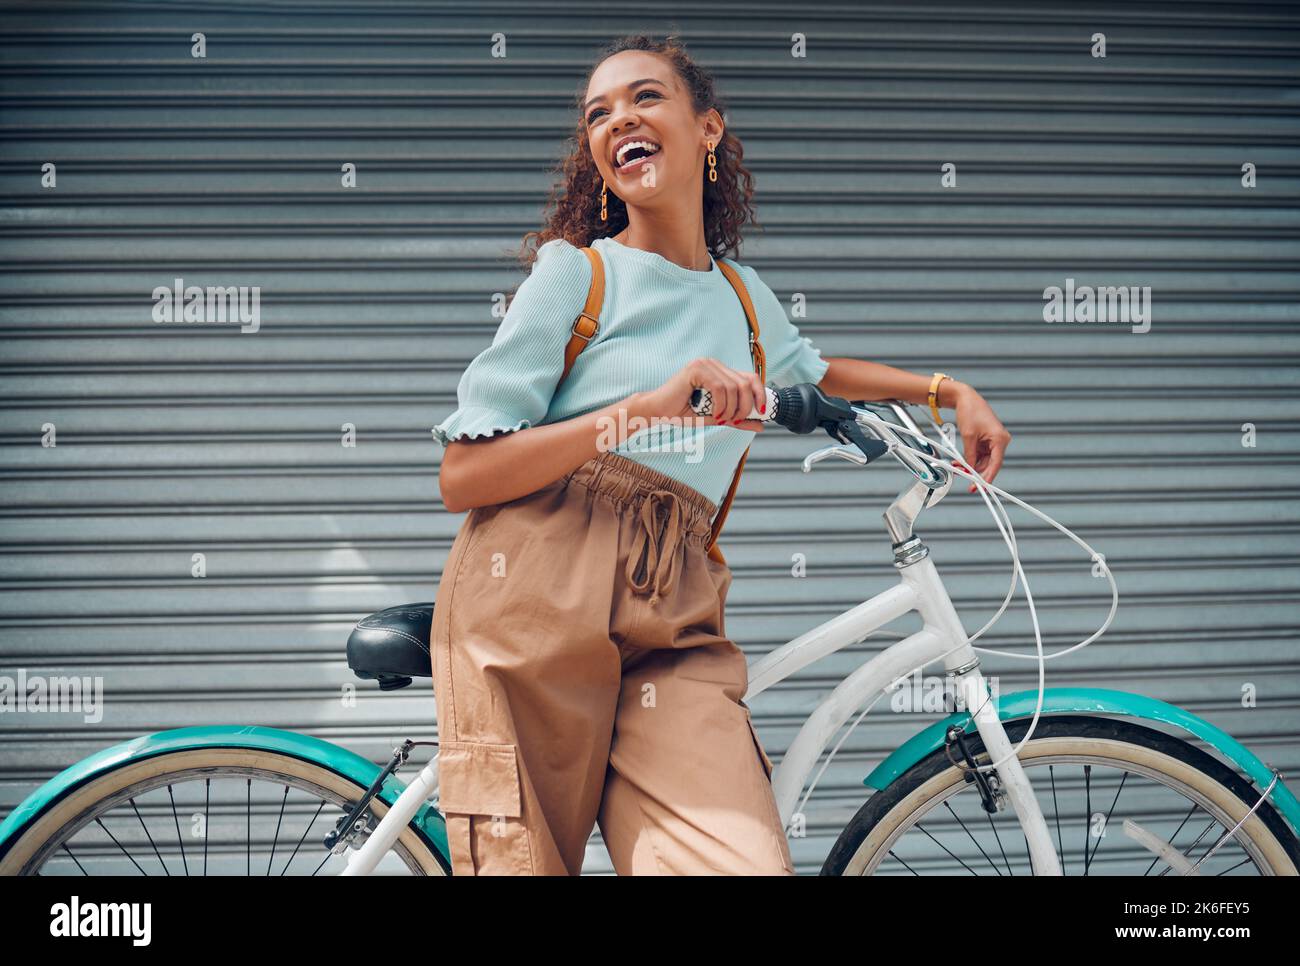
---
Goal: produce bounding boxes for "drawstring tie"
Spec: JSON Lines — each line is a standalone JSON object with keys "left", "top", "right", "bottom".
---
{"left": 626, "top": 489, "right": 685, "bottom": 606}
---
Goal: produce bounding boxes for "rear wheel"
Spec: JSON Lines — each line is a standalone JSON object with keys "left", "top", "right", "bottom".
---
{"left": 822, "top": 716, "right": 1300, "bottom": 876}
{"left": 0, "top": 748, "right": 448, "bottom": 876}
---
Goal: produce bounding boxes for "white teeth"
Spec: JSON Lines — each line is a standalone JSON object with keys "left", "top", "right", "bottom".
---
{"left": 615, "top": 140, "right": 661, "bottom": 168}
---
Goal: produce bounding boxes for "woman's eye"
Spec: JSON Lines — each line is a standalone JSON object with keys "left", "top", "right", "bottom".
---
{"left": 586, "top": 89, "right": 660, "bottom": 124}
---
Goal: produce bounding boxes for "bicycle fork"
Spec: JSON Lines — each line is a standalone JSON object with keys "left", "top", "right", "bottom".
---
{"left": 952, "top": 667, "right": 1063, "bottom": 876}
{"left": 903, "top": 548, "right": 1063, "bottom": 875}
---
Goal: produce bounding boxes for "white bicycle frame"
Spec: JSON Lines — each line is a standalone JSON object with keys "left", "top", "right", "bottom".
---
{"left": 746, "top": 544, "right": 1063, "bottom": 875}
{"left": 341, "top": 403, "right": 1066, "bottom": 876}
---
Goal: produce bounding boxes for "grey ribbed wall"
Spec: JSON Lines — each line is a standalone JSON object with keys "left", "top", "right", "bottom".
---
{"left": 1, "top": 1, "right": 1297, "bottom": 874}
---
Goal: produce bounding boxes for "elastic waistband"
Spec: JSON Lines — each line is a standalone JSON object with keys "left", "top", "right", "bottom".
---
{"left": 563, "top": 451, "right": 717, "bottom": 542}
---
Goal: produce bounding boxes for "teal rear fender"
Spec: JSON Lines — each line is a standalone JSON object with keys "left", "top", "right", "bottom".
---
{"left": 864, "top": 687, "right": 1300, "bottom": 839}
{"left": 0, "top": 726, "right": 448, "bottom": 864}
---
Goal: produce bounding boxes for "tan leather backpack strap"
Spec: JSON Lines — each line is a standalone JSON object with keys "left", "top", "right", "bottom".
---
{"left": 707, "top": 259, "right": 767, "bottom": 565}
{"left": 706, "top": 446, "right": 748, "bottom": 566}
{"left": 716, "top": 259, "right": 767, "bottom": 382}
{"left": 561, "top": 246, "right": 604, "bottom": 383}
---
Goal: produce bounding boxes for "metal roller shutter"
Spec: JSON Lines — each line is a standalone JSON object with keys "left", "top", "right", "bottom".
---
{"left": 1, "top": 0, "right": 1296, "bottom": 874}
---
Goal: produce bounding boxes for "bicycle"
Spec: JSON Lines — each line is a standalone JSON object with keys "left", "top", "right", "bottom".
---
{"left": 2, "top": 384, "right": 1297, "bottom": 875}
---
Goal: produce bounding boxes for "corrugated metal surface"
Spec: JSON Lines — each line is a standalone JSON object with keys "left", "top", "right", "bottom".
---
{"left": 1, "top": 0, "right": 1297, "bottom": 874}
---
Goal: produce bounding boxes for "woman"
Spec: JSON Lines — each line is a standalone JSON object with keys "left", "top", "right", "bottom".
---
{"left": 430, "top": 34, "right": 1011, "bottom": 876}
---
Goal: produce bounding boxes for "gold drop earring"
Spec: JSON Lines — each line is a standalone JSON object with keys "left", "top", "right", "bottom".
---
{"left": 707, "top": 140, "right": 718, "bottom": 183}
{"left": 600, "top": 179, "right": 608, "bottom": 221}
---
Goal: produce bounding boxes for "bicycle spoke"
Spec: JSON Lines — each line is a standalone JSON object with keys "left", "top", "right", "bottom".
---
{"left": 888, "top": 850, "right": 921, "bottom": 875}
{"left": 279, "top": 799, "right": 328, "bottom": 876}
{"left": 943, "top": 800, "right": 1002, "bottom": 875}
{"left": 1144, "top": 801, "right": 1196, "bottom": 875}
{"left": 1158, "top": 818, "right": 1221, "bottom": 877}
{"left": 60, "top": 842, "right": 89, "bottom": 876}
{"left": 128, "top": 797, "right": 169, "bottom": 876}
{"left": 267, "top": 785, "right": 289, "bottom": 875}
{"left": 915, "top": 821, "right": 980, "bottom": 875}
{"left": 1083, "top": 764, "right": 1092, "bottom": 876}
{"left": 203, "top": 778, "right": 210, "bottom": 877}
{"left": 982, "top": 809, "right": 1013, "bottom": 876}
{"left": 1185, "top": 819, "right": 1231, "bottom": 871}
{"left": 166, "top": 784, "right": 189, "bottom": 877}
{"left": 1049, "top": 765, "right": 1065, "bottom": 876}
{"left": 311, "top": 846, "right": 333, "bottom": 876}
{"left": 1085, "top": 771, "right": 1128, "bottom": 871}
{"left": 95, "top": 817, "right": 148, "bottom": 875}
{"left": 1215, "top": 856, "right": 1253, "bottom": 876}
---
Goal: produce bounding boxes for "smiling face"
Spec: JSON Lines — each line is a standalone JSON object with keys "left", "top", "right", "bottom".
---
{"left": 583, "top": 50, "right": 722, "bottom": 213}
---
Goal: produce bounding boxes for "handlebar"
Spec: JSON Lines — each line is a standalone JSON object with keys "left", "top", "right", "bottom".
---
{"left": 689, "top": 383, "right": 950, "bottom": 490}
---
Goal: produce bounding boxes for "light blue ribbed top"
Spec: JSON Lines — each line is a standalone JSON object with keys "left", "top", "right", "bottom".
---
{"left": 433, "top": 235, "right": 829, "bottom": 510}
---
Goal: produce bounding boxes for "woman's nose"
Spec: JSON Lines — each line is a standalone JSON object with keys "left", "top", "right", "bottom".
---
{"left": 610, "top": 110, "right": 638, "bottom": 133}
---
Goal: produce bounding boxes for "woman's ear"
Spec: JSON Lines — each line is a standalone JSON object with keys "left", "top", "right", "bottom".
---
{"left": 701, "top": 108, "right": 725, "bottom": 148}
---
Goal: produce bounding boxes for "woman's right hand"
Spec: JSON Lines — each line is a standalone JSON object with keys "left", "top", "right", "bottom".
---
{"left": 638, "top": 358, "right": 767, "bottom": 432}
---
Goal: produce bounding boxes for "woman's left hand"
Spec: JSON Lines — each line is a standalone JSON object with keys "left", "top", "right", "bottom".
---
{"left": 952, "top": 387, "right": 1012, "bottom": 491}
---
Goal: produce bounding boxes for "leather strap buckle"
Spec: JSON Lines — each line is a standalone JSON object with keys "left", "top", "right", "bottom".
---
{"left": 571, "top": 313, "right": 599, "bottom": 341}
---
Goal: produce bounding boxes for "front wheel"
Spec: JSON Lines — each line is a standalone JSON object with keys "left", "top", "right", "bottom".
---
{"left": 822, "top": 716, "right": 1300, "bottom": 876}
{"left": 0, "top": 747, "right": 448, "bottom": 876}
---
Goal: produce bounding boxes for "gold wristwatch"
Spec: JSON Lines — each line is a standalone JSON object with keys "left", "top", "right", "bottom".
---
{"left": 928, "top": 372, "right": 951, "bottom": 425}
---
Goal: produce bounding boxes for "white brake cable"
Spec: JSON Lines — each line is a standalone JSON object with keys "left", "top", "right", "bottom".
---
{"left": 794, "top": 433, "right": 1024, "bottom": 808}
{"left": 828, "top": 408, "right": 1119, "bottom": 775}
{"left": 897, "top": 410, "right": 1118, "bottom": 660}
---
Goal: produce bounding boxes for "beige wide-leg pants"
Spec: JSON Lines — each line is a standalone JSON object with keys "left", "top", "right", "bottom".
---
{"left": 430, "top": 449, "right": 795, "bottom": 876}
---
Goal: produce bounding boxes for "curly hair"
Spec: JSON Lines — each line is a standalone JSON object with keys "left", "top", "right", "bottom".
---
{"left": 510, "top": 33, "right": 760, "bottom": 276}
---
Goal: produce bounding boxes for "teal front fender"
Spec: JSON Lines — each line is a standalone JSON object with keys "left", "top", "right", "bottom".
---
{"left": 864, "top": 687, "right": 1300, "bottom": 838}
{"left": 0, "top": 726, "right": 448, "bottom": 864}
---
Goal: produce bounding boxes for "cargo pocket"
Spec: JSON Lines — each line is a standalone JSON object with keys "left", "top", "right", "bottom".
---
{"left": 437, "top": 739, "right": 534, "bottom": 875}
{"left": 740, "top": 702, "right": 797, "bottom": 873}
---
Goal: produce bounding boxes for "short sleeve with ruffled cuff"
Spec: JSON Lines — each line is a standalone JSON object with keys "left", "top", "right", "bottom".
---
{"left": 431, "top": 406, "right": 536, "bottom": 446}
{"left": 433, "top": 238, "right": 593, "bottom": 448}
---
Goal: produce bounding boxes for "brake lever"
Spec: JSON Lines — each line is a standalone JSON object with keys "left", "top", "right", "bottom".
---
{"left": 802, "top": 420, "right": 891, "bottom": 472}
{"left": 802, "top": 442, "right": 867, "bottom": 472}
{"left": 827, "top": 417, "right": 890, "bottom": 464}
